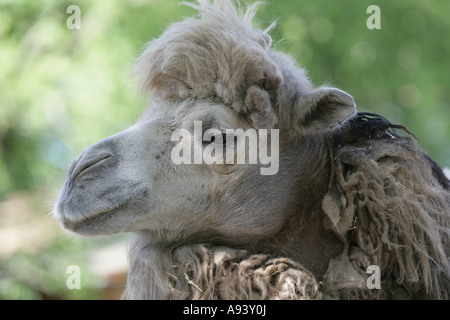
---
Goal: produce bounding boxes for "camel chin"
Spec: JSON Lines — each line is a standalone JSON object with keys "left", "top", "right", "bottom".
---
{"left": 55, "top": 183, "right": 149, "bottom": 236}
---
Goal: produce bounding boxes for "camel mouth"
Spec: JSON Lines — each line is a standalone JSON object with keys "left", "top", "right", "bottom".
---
{"left": 61, "top": 200, "right": 132, "bottom": 235}
{"left": 56, "top": 185, "right": 149, "bottom": 236}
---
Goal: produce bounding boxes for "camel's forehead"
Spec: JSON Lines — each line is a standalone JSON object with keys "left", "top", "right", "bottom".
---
{"left": 138, "top": 100, "right": 251, "bottom": 130}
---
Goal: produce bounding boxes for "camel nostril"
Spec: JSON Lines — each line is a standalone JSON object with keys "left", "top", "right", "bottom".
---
{"left": 71, "top": 153, "right": 113, "bottom": 180}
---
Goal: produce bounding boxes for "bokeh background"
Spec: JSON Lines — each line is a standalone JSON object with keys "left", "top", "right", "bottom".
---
{"left": 1, "top": 0, "right": 449, "bottom": 299}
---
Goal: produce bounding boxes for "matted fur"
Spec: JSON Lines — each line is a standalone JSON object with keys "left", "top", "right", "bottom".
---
{"left": 125, "top": 237, "right": 322, "bottom": 300}
{"left": 321, "top": 115, "right": 450, "bottom": 299}
{"left": 170, "top": 244, "right": 321, "bottom": 299}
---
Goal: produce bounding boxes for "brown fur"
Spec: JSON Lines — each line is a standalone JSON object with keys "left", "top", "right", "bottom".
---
{"left": 169, "top": 244, "right": 321, "bottom": 299}
{"left": 321, "top": 120, "right": 450, "bottom": 299}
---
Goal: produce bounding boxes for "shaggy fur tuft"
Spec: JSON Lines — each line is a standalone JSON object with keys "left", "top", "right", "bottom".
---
{"left": 124, "top": 236, "right": 322, "bottom": 300}
{"left": 170, "top": 244, "right": 321, "bottom": 299}
{"left": 322, "top": 113, "right": 450, "bottom": 299}
{"left": 133, "top": 0, "right": 282, "bottom": 128}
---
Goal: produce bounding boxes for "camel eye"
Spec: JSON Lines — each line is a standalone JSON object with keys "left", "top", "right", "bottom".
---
{"left": 202, "top": 131, "right": 227, "bottom": 146}
{"left": 210, "top": 133, "right": 227, "bottom": 144}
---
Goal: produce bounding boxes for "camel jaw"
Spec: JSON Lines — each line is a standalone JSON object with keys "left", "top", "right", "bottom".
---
{"left": 54, "top": 183, "right": 149, "bottom": 236}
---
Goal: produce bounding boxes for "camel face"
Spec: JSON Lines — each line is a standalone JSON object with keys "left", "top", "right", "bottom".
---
{"left": 54, "top": 107, "right": 210, "bottom": 236}
{"left": 54, "top": 99, "right": 285, "bottom": 239}
{"left": 54, "top": 87, "right": 356, "bottom": 242}
{"left": 54, "top": 0, "right": 358, "bottom": 243}
{"left": 54, "top": 117, "right": 168, "bottom": 236}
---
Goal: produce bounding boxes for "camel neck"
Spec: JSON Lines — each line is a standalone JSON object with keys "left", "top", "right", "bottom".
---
{"left": 254, "top": 134, "right": 344, "bottom": 277}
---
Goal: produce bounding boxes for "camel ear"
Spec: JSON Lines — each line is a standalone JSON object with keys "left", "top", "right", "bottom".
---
{"left": 292, "top": 87, "right": 356, "bottom": 135}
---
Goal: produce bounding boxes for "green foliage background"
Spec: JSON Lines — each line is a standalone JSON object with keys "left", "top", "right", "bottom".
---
{"left": 0, "top": 0, "right": 449, "bottom": 299}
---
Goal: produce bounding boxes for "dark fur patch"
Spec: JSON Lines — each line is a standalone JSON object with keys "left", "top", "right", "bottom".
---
{"left": 334, "top": 112, "right": 415, "bottom": 146}
{"left": 324, "top": 112, "right": 450, "bottom": 299}
{"left": 334, "top": 112, "right": 450, "bottom": 190}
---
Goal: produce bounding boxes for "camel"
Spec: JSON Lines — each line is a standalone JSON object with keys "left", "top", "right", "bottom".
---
{"left": 54, "top": 0, "right": 450, "bottom": 299}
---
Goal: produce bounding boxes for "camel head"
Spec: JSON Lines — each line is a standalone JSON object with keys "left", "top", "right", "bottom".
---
{"left": 54, "top": 0, "right": 356, "bottom": 247}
